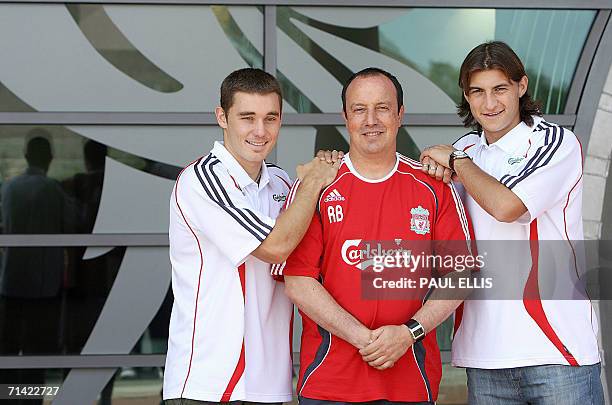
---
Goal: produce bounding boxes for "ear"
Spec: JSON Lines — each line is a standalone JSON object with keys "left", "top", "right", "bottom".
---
{"left": 342, "top": 110, "right": 348, "bottom": 125}
{"left": 518, "top": 75, "right": 528, "bottom": 98}
{"left": 398, "top": 105, "right": 405, "bottom": 125}
{"left": 215, "top": 106, "right": 228, "bottom": 129}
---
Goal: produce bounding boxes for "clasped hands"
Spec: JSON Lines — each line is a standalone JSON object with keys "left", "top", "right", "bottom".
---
{"left": 356, "top": 324, "right": 414, "bottom": 371}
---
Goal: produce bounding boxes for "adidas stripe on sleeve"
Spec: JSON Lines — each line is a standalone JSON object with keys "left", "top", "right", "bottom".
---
{"left": 175, "top": 155, "right": 276, "bottom": 267}
{"left": 498, "top": 124, "right": 582, "bottom": 223}
{"left": 271, "top": 179, "right": 301, "bottom": 277}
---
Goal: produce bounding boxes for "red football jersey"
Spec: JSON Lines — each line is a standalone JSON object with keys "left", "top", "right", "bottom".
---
{"left": 283, "top": 154, "right": 474, "bottom": 403}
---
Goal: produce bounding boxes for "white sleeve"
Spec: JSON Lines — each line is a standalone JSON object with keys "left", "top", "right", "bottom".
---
{"left": 174, "top": 159, "right": 275, "bottom": 267}
{"left": 497, "top": 126, "right": 582, "bottom": 224}
{"left": 270, "top": 178, "right": 301, "bottom": 276}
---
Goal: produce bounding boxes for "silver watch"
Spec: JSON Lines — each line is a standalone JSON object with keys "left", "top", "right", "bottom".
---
{"left": 449, "top": 150, "right": 470, "bottom": 172}
{"left": 406, "top": 319, "right": 425, "bottom": 342}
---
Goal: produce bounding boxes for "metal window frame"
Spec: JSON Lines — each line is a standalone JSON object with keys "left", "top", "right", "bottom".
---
{"left": 0, "top": 355, "right": 166, "bottom": 369}
{"left": 0, "top": 112, "right": 577, "bottom": 126}
{"left": 5, "top": 351, "right": 449, "bottom": 369}
{"left": 1, "top": 0, "right": 610, "bottom": 7}
{"left": 565, "top": 10, "right": 611, "bottom": 114}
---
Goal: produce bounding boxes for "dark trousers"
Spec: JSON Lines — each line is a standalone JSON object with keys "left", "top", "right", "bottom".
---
{"left": 0, "top": 296, "right": 62, "bottom": 405}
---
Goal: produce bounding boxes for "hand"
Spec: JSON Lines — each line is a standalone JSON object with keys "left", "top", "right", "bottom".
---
{"left": 359, "top": 325, "right": 413, "bottom": 370}
{"left": 316, "top": 149, "right": 345, "bottom": 164}
{"left": 420, "top": 144, "right": 456, "bottom": 168}
{"left": 420, "top": 145, "right": 456, "bottom": 183}
{"left": 421, "top": 156, "right": 453, "bottom": 183}
{"left": 296, "top": 157, "right": 341, "bottom": 188}
{"left": 350, "top": 327, "right": 375, "bottom": 350}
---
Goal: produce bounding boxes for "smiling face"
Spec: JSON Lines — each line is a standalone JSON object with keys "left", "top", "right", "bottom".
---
{"left": 464, "top": 68, "right": 528, "bottom": 143}
{"left": 343, "top": 74, "right": 403, "bottom": 160}
{"left": 216, "top": 91, "right": 281, "bottom": 176}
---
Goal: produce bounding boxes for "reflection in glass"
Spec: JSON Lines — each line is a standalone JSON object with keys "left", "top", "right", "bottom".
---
{"left": 379, "top": 9, "right": 595, "bottom": 113}
{"left": 0, "top": 240, "right": 125, "bottom": 358}
{"left": 0, "top": 245, "right": 175, "bottom": 356}
{"left": 278, "top": 7, "right": 595, "bottom": 114}
{"left": 0, "top": 131, "right": 69, "bottom": 394}
{"left": 0, "top": 125, "right": 221, "bottom": 236}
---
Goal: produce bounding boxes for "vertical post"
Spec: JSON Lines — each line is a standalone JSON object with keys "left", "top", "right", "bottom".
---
{"left": 264, "top": 5, "right": 278, "bottom": 164}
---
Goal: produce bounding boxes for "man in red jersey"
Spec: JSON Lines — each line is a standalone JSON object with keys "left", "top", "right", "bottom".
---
{"left": 280, "top": 68, "right": 474, "bottom": 405}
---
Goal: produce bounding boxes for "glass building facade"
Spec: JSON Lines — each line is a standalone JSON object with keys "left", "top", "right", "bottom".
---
{"left": 0, "top": 2, "right": 610, "bottom": 403}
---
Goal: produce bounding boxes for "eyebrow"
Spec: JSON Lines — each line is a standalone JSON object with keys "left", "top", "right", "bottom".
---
{"left": 350, "top": 101, "right": 392, "bottom": 107}
{"left": 468, "top": 81, "right": 511, "bottom": 91}
{"left": 237, "top": 111, "right": 280, "bottom": 116}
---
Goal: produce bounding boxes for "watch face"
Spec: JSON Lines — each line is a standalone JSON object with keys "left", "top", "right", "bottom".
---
{"left": 407, "top": 320, "right": 425, "bottom": 341}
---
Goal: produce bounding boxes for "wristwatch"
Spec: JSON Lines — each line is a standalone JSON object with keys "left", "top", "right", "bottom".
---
{"left": 449, "top": 150, "right": 471, "bottom": 172}
{"left": 405, "top": 319, "right": 425, "bottom": 343}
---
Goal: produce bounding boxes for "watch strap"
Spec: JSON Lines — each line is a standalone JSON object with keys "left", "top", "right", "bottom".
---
{"left": 449, "top": 150, "right": 470, "bottom": 172}
{"left": 405, "top": 319, "right": 425, "bottom": 342}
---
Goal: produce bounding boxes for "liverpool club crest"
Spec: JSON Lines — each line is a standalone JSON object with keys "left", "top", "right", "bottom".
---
{"left": 410, "top": 206, "right": 430, "bottom": 235}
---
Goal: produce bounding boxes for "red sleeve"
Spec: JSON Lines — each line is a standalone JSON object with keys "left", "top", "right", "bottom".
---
{"left": 432, "top": 181, "right": 477, "bottom": 276}
{"left": 282, "top": 211, "right": 324, "bottom": 279}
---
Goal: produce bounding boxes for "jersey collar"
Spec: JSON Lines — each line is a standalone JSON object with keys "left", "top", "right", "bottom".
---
{"left": 344, "top": 152, "right": 399, "bottom": 183}
{"left": 212, "top": 141, "right": 270, "bottom": 190}
{"left": 480, "top": 115, "right": 543, "bottom": 154}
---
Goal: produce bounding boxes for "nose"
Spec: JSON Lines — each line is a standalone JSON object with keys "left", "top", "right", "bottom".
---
{"left": 253, "top": 119, "right": 266, "bottom": 137}
{"left": 366, "top": 108, "right": 378, "bottom": 126}
{"left": 484, "top": 92, "right": 497, "bottom": 110}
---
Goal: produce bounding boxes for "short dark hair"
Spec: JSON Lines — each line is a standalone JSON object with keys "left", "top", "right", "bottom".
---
{"left": 220, "top": 68, "right": 283, "bottom": 113}
{"left": 342, "top": 67, "right": 403, "bottom": 114}
{"left": 25, "top": 130, "right": 53, "bottom": 168}
{"left": 458, "top": 41, "right": 542, "bottom": 130}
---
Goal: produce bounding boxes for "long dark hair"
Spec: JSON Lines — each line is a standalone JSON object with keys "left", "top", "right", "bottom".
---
{"left": 457, "top": 41, "right": 542, "bottom": 130}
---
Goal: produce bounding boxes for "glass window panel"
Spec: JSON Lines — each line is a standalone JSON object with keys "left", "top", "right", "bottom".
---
{"left": 277, "top": 7, "right": 595, "bottom": 114}
{"left": 0, "top": 248, "right": 125, "bottom": 355}
{"left": 132, "top": 286, "right": 172, "bottom": 355}
{"left": 0, "top": 125, "right": 223, "bottom": 235}
{"left": 0, "top": 4, "right": 262, "bottom": 112}
{"left": 0, "top": 244, "right": 172, "bottom": 355}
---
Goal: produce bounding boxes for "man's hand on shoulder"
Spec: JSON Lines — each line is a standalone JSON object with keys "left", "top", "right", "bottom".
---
{"left": 316, "top": 149, "right": 345, "bottom": 164}
{"left": 297, "top": 155, "right": 342, "bottom": 189}
{"left": 359, "top": 325, "right": 413, "bottom": 370}
{"left": 420, "top": 145, "right": 455, "bottom": 184}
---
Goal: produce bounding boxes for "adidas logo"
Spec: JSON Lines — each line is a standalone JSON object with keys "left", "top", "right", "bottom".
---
{"left": 324, "top": 189, "right": 346, "bottom": 203}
